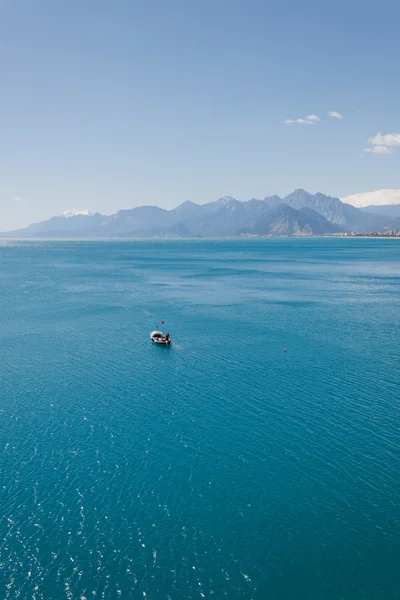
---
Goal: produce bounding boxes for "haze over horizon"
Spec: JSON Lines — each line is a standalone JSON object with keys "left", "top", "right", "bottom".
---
{"left": 1, "top": 0, "right": 399, "bottom": 230}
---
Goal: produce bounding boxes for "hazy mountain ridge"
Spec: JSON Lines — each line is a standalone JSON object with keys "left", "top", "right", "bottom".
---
{"left": 361, "top": 204, "right": 400, "bottom": 218}
{"left": 238, "top": 205, "right": 343, "bottom": 236}
{"left": 283, "top": 190, "right": 386, "bottom": 232}
{"left": 1, "top": 190, "right": 395, "bottom": 238}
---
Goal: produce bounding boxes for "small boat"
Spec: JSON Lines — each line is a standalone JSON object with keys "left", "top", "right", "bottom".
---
{"left": 150, "top": 330, "right": 171, "bottom": 345}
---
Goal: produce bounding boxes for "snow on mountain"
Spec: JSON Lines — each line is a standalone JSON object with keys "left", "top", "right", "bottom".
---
{"left": 62, "top": 209, "right": 91, "bottom": 218}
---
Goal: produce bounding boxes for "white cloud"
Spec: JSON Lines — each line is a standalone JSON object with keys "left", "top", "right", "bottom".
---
{"left": 283, "top": 117, "right": 316, "bottom": 126}
{"left": 296, "top": 118, "right": 315, "bottom": 125}
{"left": 364, "top": 132, "right": 400, "bottom": 156}
{"left": 365, "top": 145, "right": 392, "bottom": 155}
{"left": 12, "top": 196, "right": 28, "bottom": 202}
{"left": 306, "top": 114, "right": 321, "bottom": 122}
{"left": 328, "top": 111, "right": 344, "bottom": 119}
{"left": 368, "top": 132, "right": 400, "bottom": 147}
{"left": 341, "top": 189, "right": 400, "bottom": 207}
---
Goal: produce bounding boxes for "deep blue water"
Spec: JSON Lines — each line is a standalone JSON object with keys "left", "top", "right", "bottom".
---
{"left": 1, "top": 238, "right": 400, "bottom": 599}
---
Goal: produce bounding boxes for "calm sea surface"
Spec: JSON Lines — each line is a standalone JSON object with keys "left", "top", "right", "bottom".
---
{"left": 1, "top": 239, "right": 400, "bottom": 599}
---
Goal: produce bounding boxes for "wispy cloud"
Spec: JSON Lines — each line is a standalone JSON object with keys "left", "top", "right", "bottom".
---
{"left": 365, "top": 146, "right": 392, "bottom": 155}
{"left": 12, "top": 196, "right": 28, "bottom": 202}
{"left": 306, "top": 114, "right": 321, "bottom": 122}
{"left": 328, "top": 111, "right": 344, "bottom": 119}
{"left": 284, "top": 112, "right": 343, "bottom": 126}
{"left": 283, "top": 115, "right": 320, "bottom": 126}
{"left": 365, "top": 131, "right": 400, "bottom": 156}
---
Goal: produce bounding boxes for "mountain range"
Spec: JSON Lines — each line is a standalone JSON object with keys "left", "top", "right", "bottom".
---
{"left": 2, "top": 190, "right": 400, "bottom": 238}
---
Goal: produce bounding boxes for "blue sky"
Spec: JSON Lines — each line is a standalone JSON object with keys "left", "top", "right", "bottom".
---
{"left": 1, "top": 0, "right": 399, "bottom": 229}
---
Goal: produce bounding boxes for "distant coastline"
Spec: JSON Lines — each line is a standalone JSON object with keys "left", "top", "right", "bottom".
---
{"left": 2, "top": 189, "right": 399, "bottom": 239}
{"left": 1, "top": 234, "right": 399, "bottom": 242}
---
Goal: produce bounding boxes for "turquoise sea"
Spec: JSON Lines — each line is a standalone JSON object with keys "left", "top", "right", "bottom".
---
{"left": 1, "top": 238, "right": 400, "bottom": 600}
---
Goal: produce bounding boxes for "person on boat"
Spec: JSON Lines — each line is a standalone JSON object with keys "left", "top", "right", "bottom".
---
{"left": 165, "top": 333, "right": 170, "bottom": 342}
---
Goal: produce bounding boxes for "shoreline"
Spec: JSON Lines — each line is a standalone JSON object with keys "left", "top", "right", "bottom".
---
{"left": 0, "top": 235, "right": 399, "bottom": 242}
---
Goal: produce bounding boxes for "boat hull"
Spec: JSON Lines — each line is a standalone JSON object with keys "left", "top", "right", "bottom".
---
{"left": 151, "top": 338, "right": 171, "bottom": 345}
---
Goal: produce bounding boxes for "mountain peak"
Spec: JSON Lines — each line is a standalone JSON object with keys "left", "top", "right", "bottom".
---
{"left": 182, "top": 200, "right": 198, "bottom": 206}
{"left": 216, "top": 196, "right": 238, "bottom": 207}
{"left": 176, "top": 200, "right": 200, "bottom": 209}
{"left": 62, "top": 209, "right": 91, "bottom": 218}
{"left": 263, "top": 195, "right": 281, "bottom": 202}
{"left": 284, "top": 189, "right": 312, "bottom": 201}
